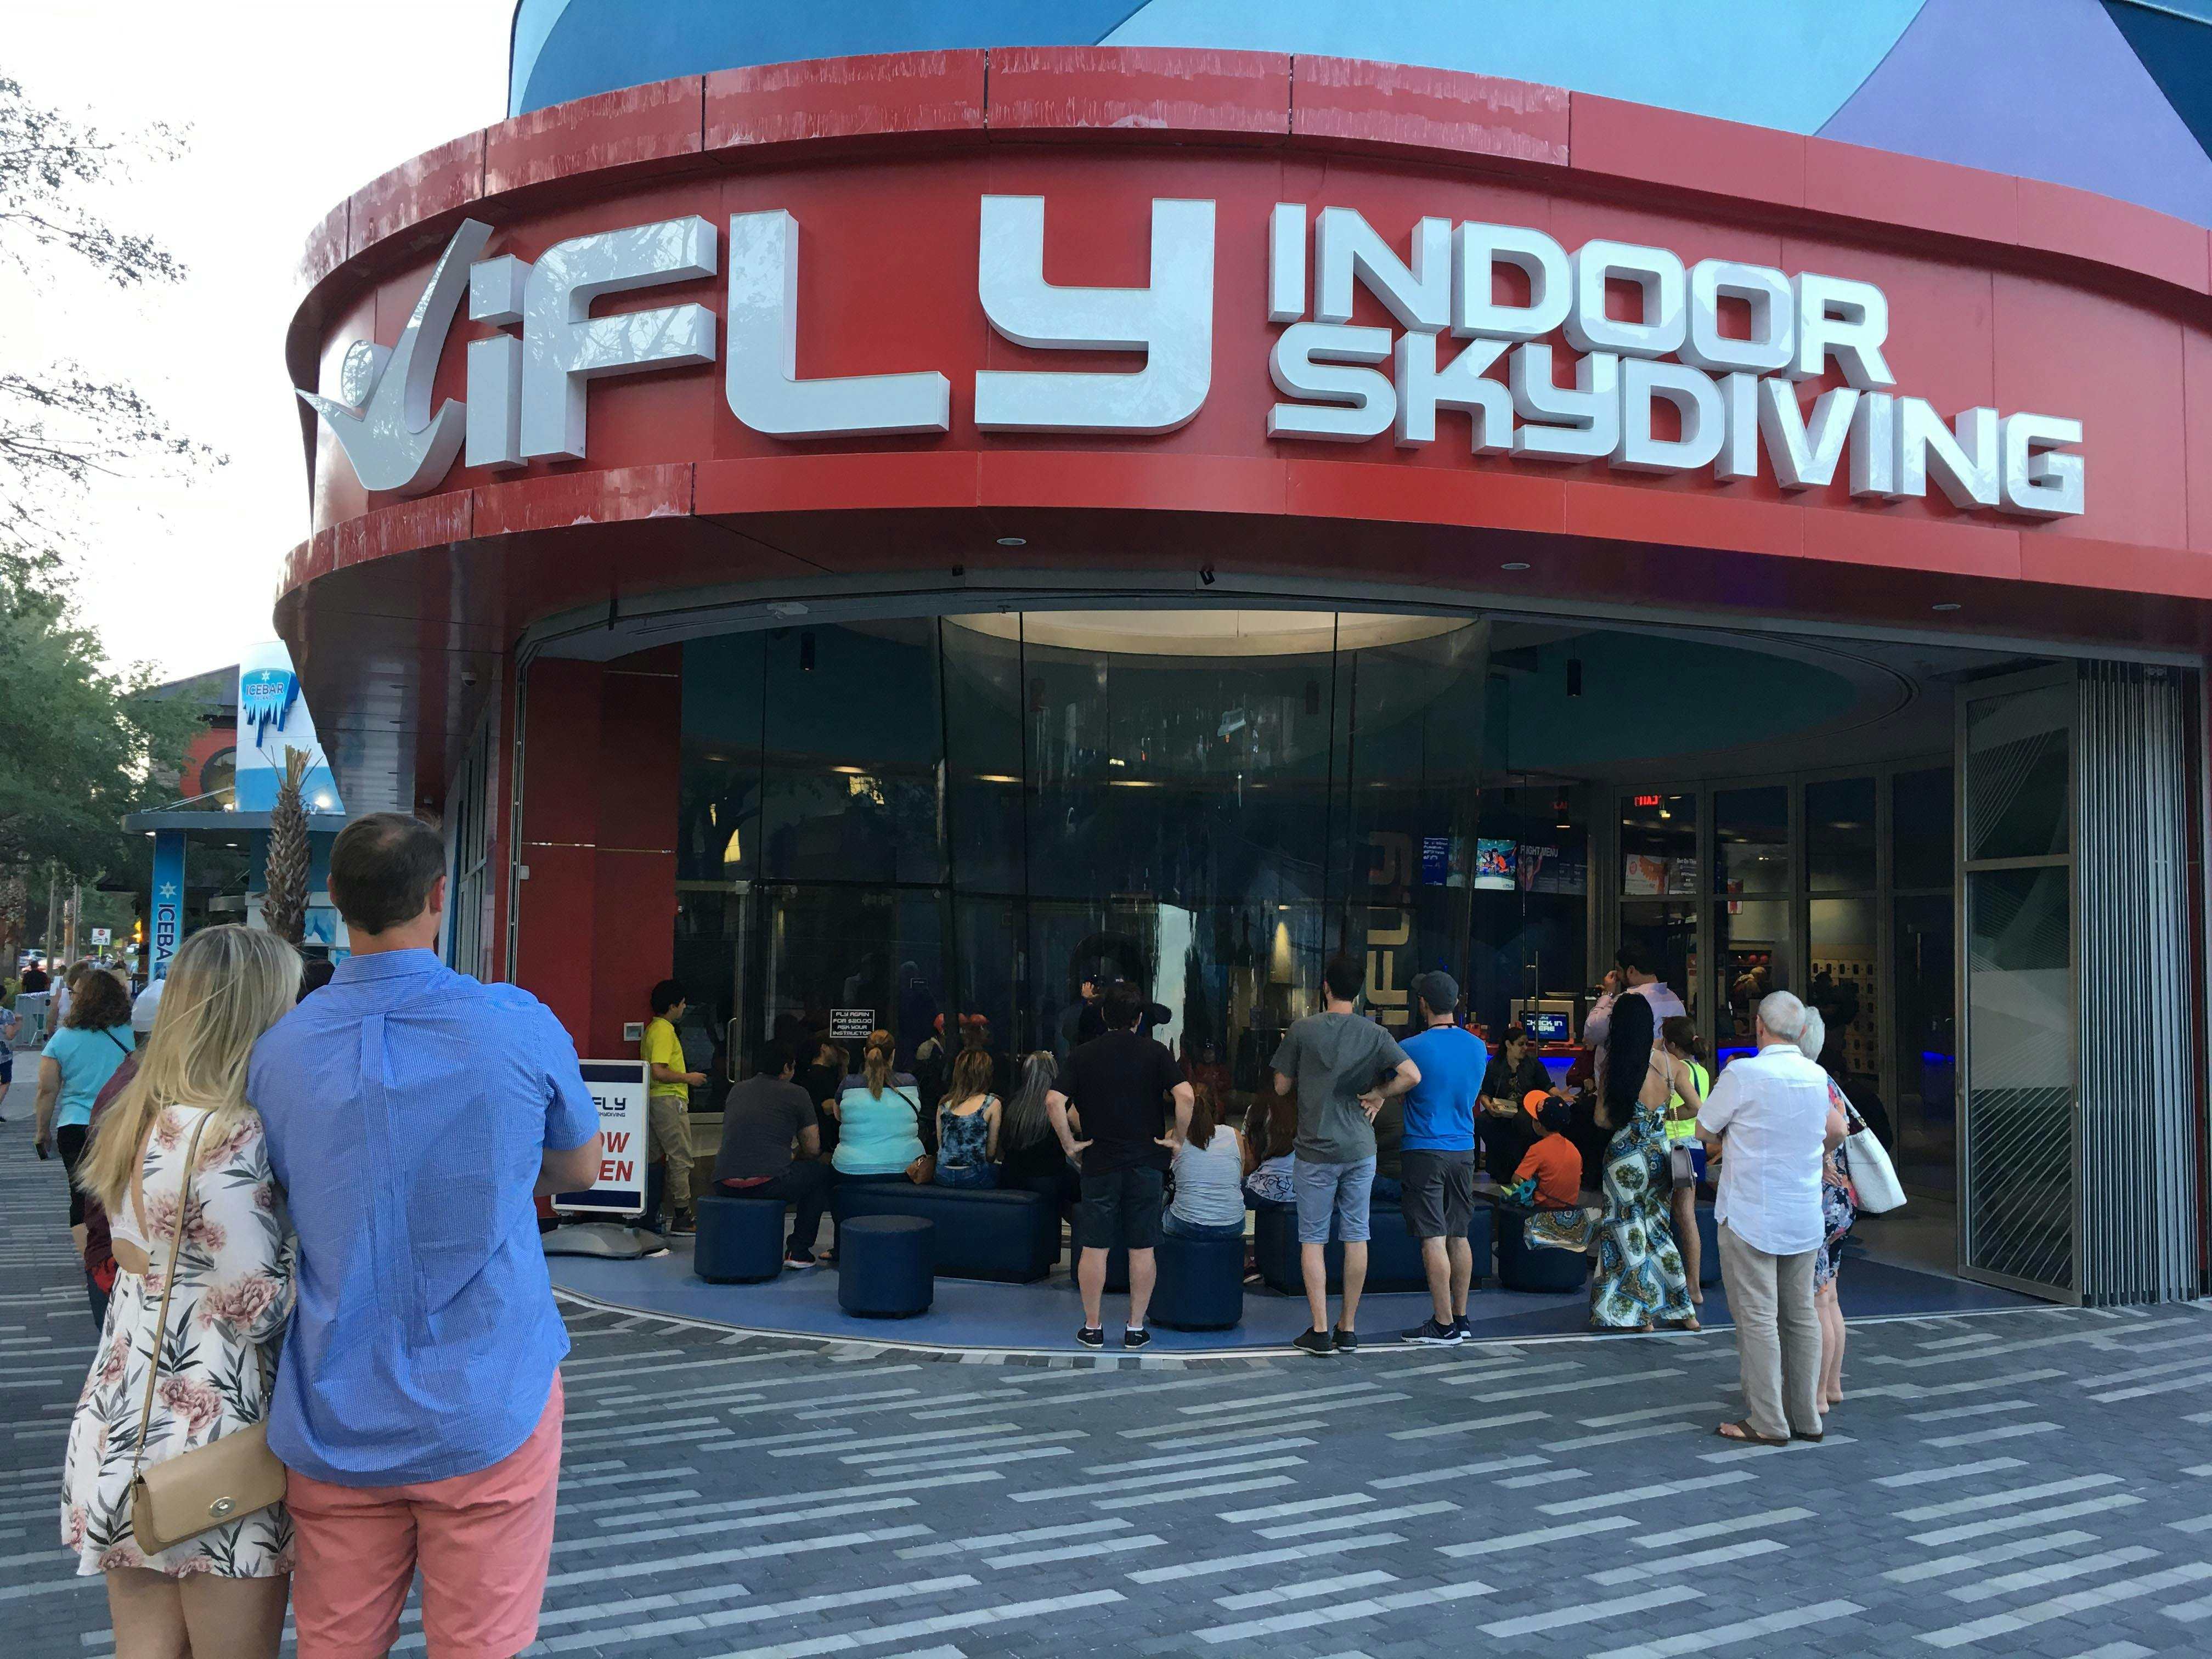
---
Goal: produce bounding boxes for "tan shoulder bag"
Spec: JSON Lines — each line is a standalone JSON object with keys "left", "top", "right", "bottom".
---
{"left": 127, "top": 1111, "right": 287, "bottom": 1554}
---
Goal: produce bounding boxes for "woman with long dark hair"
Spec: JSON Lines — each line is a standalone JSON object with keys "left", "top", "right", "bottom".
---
{"left": 1526, "top": 990, "right": 1698, "bottom": 1331}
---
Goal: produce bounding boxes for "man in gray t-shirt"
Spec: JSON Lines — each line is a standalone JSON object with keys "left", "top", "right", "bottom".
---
{"left": 711, "top": 1041, "right": 830, "bottom": 1266}
{"left": 1271, "top": 955, "right": 1419, "bottom": 1356}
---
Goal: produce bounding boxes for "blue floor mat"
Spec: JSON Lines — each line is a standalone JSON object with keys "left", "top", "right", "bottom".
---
{"left": 547, "top": 1239, "right": 2043, "bottom": 1353}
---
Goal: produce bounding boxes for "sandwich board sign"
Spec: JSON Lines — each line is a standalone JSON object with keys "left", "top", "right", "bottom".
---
{"left": 552, "top": 1059, "right": 649, "bottom": 1218}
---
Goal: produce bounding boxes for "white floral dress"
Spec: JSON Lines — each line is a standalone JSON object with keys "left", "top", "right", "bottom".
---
{"left": 61, "top": 1104, "right": 297, "bottom": 1578}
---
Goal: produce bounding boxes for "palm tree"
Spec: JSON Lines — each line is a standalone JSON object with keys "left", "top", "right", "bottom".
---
{"left": 262, "top": 747, "right": 310, "bottom": 946}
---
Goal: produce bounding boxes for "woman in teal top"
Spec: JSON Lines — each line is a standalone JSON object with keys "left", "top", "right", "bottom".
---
{"left": 32, "top": 967, "right": 136, "bottom": 1246}
{"left": 828, "top": 1030, "right": 926, "bottom": 1178}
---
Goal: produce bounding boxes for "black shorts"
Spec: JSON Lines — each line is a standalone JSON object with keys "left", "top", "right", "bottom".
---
{"left": 1399, "top": 1148, "right": 1475, "bottom": 1240}
{"left": 1077, "top": 1166, "right": 1166, "bottom": 1251}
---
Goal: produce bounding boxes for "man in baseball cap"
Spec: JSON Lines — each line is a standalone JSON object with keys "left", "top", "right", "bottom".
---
{"left": 1396, "top": 969, "right": 1488, "bottom": 1346}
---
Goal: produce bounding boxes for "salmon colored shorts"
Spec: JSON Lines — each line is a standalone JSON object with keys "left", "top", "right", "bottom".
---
{"left": 286, "top": 1373, "right": 564, "bottom": 1659}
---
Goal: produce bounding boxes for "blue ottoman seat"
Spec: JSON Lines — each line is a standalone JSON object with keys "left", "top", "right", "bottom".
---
{"left": 1254, "top": 1197, "right": 1489, "bottom": 1295}
{"left": 1151, "top": 1234, "right": 1245, "bottom": 1331}
{"left": 831, "top": 1183, "right": 1059, "bottom": 1282}
{"left": 694, "top": 1194, "right": 786, "bottom": 1284}
{"left": 837, "top": 1215, "right": 934, "bottom": 1318}
{"left": 1493, "top": 1204, "right": 1590, "bottom": 1293}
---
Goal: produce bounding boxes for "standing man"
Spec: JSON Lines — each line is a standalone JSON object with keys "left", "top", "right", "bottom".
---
{"left": 250, "top": 812, "right": 601, "bottom": 1659}
{"left": 1273, "top": 955, "right": 1420, "bottom": 1356}
{"left": 1583, "top": 944, "right": 1689, "bottom": 1048}
{"left": 1696, "top": 989, "right": 1844, "bottom": 1447}
{"left": 1395, "top": 971, "right": 1486, "bottom": 1347}
{"left": 713, "top": 1039, "right": 831, "bottom": 1267}
{"left": 1047, "top": 984, "right": 1193, "bottom": 1350}
{"left": 643, "top": 978, "right": 707, "bottom": 1235}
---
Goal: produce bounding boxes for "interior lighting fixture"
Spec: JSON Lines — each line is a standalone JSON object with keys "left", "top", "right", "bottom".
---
{"left": 1932, "top": 602, "right": 1962, "bottom": 612}
{"left": 1500, "top": 561, "right": 1531, "bottom": 571}
{"left": 798, "top": 630, "right": 817, "bottom": 671}
{"left": 996, "top": 536, "right": 1026, "bottom": 547}
{"left": 1566, "top": 658, "right": 1583, "bottom": 698}
{"left": 831, "top": 765, "right": 865, "bottom": 775}
{"left": 975, "top": 774, "right": 1019, "bottom": 784}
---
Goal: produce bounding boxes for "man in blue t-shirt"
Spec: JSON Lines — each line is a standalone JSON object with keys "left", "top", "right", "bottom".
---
{"left": 1396, "top": 971, "right": 1488, "bottom": 1346}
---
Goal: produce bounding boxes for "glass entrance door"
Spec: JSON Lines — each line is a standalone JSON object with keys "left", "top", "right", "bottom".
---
{"left": 1957, "top": 672, "right": 2078, "bottom": 1301}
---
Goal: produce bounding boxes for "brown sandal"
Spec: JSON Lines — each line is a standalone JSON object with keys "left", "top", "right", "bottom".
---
{"left": 1714, "top": 1420, "right": 1788, "bottom": 1447}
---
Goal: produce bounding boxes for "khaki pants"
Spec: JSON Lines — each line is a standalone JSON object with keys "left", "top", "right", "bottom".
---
{"left": 1717, "top": 1221, "right": 1823, "bottom": 1440}
{"left": 647, "top": 1094, "right": 695, "bottom": 1216}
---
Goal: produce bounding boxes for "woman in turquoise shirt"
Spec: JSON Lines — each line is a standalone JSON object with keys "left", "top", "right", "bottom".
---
{"left": 32, "top": 968, "right": 136, "bottom": 1251}
{"left": 828, "top": 1030, "right": 926, "bottom": 1181}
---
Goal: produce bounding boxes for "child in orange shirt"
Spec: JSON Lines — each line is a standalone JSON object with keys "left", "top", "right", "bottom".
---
{"left": 1514, "top": 1101, "right": 1583, "bottom": 1209}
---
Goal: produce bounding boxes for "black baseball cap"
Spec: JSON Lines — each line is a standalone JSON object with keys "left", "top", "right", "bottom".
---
{"left": 1410, "top": 970, "right": 1459, "bottom": 1013}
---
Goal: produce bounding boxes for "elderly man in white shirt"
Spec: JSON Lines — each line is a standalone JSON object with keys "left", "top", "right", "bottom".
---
{"left": 1697, "top": 989, "right": 1846, "bottom": 1446}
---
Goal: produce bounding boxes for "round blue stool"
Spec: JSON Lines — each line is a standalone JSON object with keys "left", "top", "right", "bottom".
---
{"left": 838, "top": 1215, "right": 935, "bottom": 1318}
{"left": 695, "top": 1194, "right": 786, "bottom": 1284}
{"left": 1152, "top": 1234, "right": 1245, "bottom": 1331}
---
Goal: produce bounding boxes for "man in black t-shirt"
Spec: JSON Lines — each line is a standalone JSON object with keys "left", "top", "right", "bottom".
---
{"left": 1047, "top": 986, "right": 1194, "bottom": 1350}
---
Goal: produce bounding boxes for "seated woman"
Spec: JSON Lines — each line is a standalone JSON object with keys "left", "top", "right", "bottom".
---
{"left": 997, "top": 1052, "right": 1080, "bottom": 1211}
{"left": 934, "top": 1046, "right": 1001, "bottom": 1189}
{"left": 1242, "top": 1090, "right": 1298, "bottom": 1208}
{"left": 828, "top": 1030, "right": 927, "bottom": 1188}
{"left": 1164, "top": 1082, "right": 1245, "bottom": 1240}
{"left": 1525, "top": 992, "right": 1697, "bottom": 1334}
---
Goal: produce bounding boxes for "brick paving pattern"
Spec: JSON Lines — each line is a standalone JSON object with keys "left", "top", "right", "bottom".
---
{"left": 2, "top": 1125, "right": 2209, "bottom": 1656}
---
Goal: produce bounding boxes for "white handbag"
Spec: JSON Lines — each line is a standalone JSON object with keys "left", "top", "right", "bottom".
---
{"left": 1844, "top": 1113, "right": 1906, "bottom": 1215}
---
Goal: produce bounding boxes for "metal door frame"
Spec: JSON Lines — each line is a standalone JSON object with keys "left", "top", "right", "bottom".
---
{"left": 1954, "top": 663, "right": 2081, "bottom": 1305}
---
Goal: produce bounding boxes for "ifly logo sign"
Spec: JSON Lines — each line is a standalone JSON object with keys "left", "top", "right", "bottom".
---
{"left": 303, "top": 201, "right": 2083, "bottom": 517}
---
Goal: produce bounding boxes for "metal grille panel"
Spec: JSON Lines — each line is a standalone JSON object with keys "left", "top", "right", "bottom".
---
{"left": 2076, "top": 663, "right": 2202, "bottom": 1306}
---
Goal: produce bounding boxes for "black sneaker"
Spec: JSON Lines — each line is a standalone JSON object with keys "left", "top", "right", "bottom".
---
{"left": 668, "top": 1212, "right": 697, "bottom": 1236}
{"left": 1076, "top": 1326, "right": 1106, "bottom": 1349}
{"left": 1402, "top": 1318, "right": 1462, "bottom": 1346}
{"left": 1123, "top": 1327, "right": 1152, "bottom": 1350}
{"left": 1334, "top": 1327, "right": 1361, "bottom": 1353}
{"left": 1452, "top": 1315, "right": 1475, "bottom": 1340}
{"left": 1293, "top": 1328, "right": 1335, "bottom": 1356}
{"left": 784, "top": 1248, "right": 817, "bottom": 1268}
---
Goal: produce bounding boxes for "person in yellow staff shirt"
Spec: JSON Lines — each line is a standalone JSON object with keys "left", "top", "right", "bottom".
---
{"left": 642, "top": 979, "right": 707, "bottom": 1234}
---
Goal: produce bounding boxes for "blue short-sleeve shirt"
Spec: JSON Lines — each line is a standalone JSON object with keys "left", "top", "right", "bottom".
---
{"left": 1399, "top": 1024, "right": 1487, "bottom": 1153}
{"left": 248, "top": 949, "right": 599, "bottom": 1487}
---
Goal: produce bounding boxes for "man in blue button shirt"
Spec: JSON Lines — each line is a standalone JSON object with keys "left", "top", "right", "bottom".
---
{"left": 250, "top": 813, "right": 601, "bottom": 1659}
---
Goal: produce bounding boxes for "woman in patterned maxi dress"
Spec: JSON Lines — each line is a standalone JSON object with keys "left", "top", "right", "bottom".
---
{"left": 1527, "top": 990, "right": 1698, "bottom": 1331}
{"left": 61, "top": 926, "right": 302, "bottom": 1658}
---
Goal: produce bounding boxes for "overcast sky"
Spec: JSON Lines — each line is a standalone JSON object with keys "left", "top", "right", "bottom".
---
{"left": 3, "top": 0, "right": 516, "bottom": 683}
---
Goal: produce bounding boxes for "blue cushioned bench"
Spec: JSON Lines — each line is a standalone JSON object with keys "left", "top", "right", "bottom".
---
{"left": 1252, "top": 1198, "right": 1492, "bottom": 1295}
{"left": 831, "top": 1183, "right": 1060, "bottom": 1283}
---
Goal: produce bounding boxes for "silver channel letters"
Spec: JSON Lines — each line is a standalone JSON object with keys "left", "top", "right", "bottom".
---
{"left": 301, "top": 200, "right": 2084, "bottom": 519}
{"left": 1266, "top": 205, "right": 2084, "bottom": 518}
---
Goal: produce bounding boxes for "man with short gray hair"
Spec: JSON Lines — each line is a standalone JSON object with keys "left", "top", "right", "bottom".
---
{"left": 1696, "top": 989, "right": 1845, "bottom": 1446}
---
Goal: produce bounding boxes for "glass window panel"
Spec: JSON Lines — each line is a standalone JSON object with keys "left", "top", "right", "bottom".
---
{"left": 1893, "top": 893, "right": 1956, "bottom": 1195}
{"left": 678, "top": 633, "right": 764, "bottom": 883}
{"left": 1893, "top": 765, "right": 1955, "bottom": 889}
{"left": 940, "top": 621, "right": 1026, "bottom": 898}
{"left": 760, "top": 884, "right": 947, "bottom": 1074}
{"left": 1806, "top": 776, "right": 1876, "bottom": 891}
{"left": 1967, "top": 683, "right": 2070, "bottom": 861}
{"left": 1620, "top": 791, "right": 1697, "bottom": 896}
{"left": 1808, "top": 898, "right": 1878, "bottom": 1082}
{"left": 760, "top": 622, "right": 946, "bottom": 885}
{"left": 1468, "top": 784, "right": 1590, "bottom": 1042}
{"left": 1964, "top": 864, "right": 2074, "bottom": 1290}
{"left": 672, "top": 886, "right": 747, "bottom": 1103}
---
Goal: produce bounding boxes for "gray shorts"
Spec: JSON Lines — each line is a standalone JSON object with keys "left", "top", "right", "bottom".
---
{"left": 1293, "top": 1155, "right": 1376, "bottom": 1244}
{"left": 1399, "top": 1148, "right": 1475, "bottom": 1239}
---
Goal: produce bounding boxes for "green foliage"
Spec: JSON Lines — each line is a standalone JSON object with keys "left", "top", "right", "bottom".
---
{"left": 0, "top": 546, "right": 198, "bottom": 882}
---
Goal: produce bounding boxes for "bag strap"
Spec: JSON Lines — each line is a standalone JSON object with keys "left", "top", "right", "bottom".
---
{"left": 130, "top": 1111, "right": 210, "bottom": 1482}
{"left": 102, "top": 1028, "right": 131, "bottom": 1056}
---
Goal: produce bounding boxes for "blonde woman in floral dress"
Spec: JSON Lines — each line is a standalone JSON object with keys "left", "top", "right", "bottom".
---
{"left": 63, "top": 925, "right": 301, "bottom": 1658}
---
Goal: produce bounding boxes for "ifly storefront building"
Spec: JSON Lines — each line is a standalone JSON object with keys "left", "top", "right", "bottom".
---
{"left": 278, "top": 3, "right": 2212, "bottom": 1304}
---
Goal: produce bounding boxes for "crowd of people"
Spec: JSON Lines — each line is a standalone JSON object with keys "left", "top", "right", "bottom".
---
{"left": 27, "top": 815, "right": 1880, "bottom": 1655}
